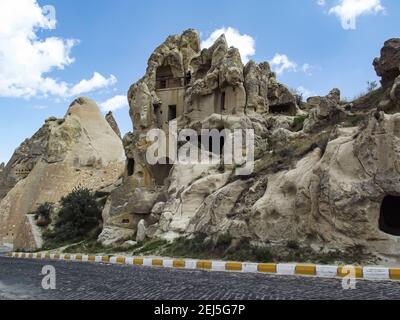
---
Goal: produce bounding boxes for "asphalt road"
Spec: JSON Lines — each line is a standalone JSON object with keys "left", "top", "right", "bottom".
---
{"left": 1, "top": 256, "right": 400, "bottom": 300}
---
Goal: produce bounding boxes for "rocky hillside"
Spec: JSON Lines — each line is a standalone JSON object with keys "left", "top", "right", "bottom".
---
{"left": 98, "top": 30, "right": 400, "bottom": 263}
{"left": 0, "top": 98, "right": 125, "bottom": 250}
{"left": 1, "top": 30, "right": 400, "bottom": 264}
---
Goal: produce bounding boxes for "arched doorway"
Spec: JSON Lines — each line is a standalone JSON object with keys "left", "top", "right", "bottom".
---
{"left": 379, "top": 196, "right": 400, "bottom": 236}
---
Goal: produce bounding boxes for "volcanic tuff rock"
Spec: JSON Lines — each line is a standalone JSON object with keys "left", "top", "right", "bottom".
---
{"left": 3, "top": 29, "right": 400, "bottom": 263}
{"left": 373, "top": 38, "right": 400, "bottom": 87}
{"left": 0, "top": 97, "right": 125, "bottom": 250}
{"left": 106, "top": 111, "right": 122, "bottom": 138}
{"left": 95, "top": 30, "right": 400, "bottom": 263}
{"left": 99, "top": 29, "right": 300, "bottom": 245}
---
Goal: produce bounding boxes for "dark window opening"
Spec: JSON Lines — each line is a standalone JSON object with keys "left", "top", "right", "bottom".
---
{"left": 156, "top": 65, "right": 183, "bottom": 89}
{"left": 221, "top": 92, "right": 226, "bottom": 111}
{"left": 168, "top": 105, "right": 177, "bottom": 121}
{"left": 150, "top": 158, "right": 173, "bottom": 186}
{"left": 159, "top": 80, "right": 167, "bottom": 89}
{"left": 379, "top": 196, "right": 400, "bottom": 236}
{"left": 153, "top": 104, "right": 162, "bottom": 128}
{"left": 122, "top": 219, "right": 130, "bottom": 224}
{"left": 127, "top": 158, "right": 135, "bottom": 176}
{"left": 269, "top": 103, "right": 295, "bottom": 115}
{"left": 185, "top": 71, "right": 192, "bottom": 86}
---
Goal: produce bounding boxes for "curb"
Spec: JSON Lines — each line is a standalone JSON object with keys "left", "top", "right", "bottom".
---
{"left": 6, "top": 252, "right": 399, "bottom": 281}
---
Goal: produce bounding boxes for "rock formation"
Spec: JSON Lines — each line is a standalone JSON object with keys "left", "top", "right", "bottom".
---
{"left": 96, "top": 31, "right": 400, "bottom": 263}
{"left": 0, "top": 97, "right": 125, "bottom": 250}
{"left": 373, "top": 38, "right": 400, "bottom": 87}
{"left": 105, "top": 111, "right": 122, "bottom": 138}
{"left": 98, "top": 29, "right": 300, "bottom": 246}
{"left": 3, "top": 29, "right": 400, "bottom": 264}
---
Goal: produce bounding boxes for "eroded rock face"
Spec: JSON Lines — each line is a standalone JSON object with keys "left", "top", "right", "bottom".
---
{"left": 106, "top": 111, "right": 122, "bottom": 138}
{"left": 0, "top": 97, "right": 125, "bottom": 250}
{"left": 99, "top": 29, "right": 298, "bottom": 246}
{"left": 303, "top": 88, "right": 345, "bottom": 133}
{"left": 374, "top": 38, "right": 400, "bottom": 87}
{"left": 97, "top": 30, "right": 400, "bottom": 263}
{"left": 0, "top": 120, "right": 54, "bottom": 200}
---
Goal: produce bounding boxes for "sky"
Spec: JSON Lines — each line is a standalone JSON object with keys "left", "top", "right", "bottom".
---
{"left": 0, "top": 0, "right": 399, "bottom": 163}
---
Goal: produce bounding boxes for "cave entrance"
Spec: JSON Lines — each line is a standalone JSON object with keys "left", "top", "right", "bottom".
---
{"left": 168, "top": 105, "right": 177, "bottom": 122}
{"left": 127, "top": 158, "right": 135, "bottom": 176}
{"left": 150, "top": 158, "right": 173, "bottom": 186}
{"left": 379, "top": 196, "right": 400, "bottom": 236}
{"left": 269, "top": 103, "right": 295, "bottom": 115}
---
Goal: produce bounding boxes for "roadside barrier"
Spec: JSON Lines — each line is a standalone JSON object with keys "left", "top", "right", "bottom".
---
{"left": 6, "top": 252, "right": 397, "bottom": 281}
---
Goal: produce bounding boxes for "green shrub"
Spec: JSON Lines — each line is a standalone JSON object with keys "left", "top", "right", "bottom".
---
{"left": 43, "top": 187, "right": 102, "bottom": 246}
{"left": 292, "top": 115, "right": 308, "bottom": 131}
{"left": 30, "top": 202, "right": 53, "bottom": 227}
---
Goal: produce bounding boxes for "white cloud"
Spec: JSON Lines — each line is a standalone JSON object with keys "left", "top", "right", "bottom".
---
{"left": 69, "top": 73, "right": 117, "bottom": 96}
{"left": 317, "top": 0, "right": 326, "bottom": 6}
{"left": 100, "top": 95, "right": 128, "bottom": 112}
{"left": 269, "top": 54, "right": 298, "bottom": 75}
{"left": 302, "top": 63, "right": 314, "bottom": 75}
{"left": 201, "top": 27, "right": 256, "bottom": 63}
{"left": 0, "top": 0, "right": 116, "bottom": 98}
{"left": 328, "top": 0, "right": 385, "bottom": 30}
{"left": 296, "top": 86, "right": 316, "bottom": 99}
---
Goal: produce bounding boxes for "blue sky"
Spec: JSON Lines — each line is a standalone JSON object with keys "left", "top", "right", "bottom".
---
{"left": 0, "top": 0, "right": 399, "bottom": 163}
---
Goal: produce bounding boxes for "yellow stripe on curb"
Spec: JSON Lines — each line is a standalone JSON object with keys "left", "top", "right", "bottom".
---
{"left": 226, "top": 262, "right": 242, "bottom": 271}
{"left": 389, "top": 268, "right": 400, "bottom": 280}
{"left": 337, "top": 266, "right": 363, "bottom": 278}
{"left": 116, "top": 257, "right": 126, "bottom": 264}
{"left": 102, "top": 256, "right": 110, "bottom": 263}
{"left": 75, "top": 255, "right": 82, "bottom": 261}
{"left": 197, "top": 261, "right": 212, "bottom": 270}
{"left": 258, "top": 263, "right": 277, "bottom": 273}
{"left": 173, "top": 260, "right": 186, "bottom": 268}
{"left": 54, "top": 254, "right": 60, "bottom": 260}
{"left": 64, "top": 254, "right": 70, "bottom": 260}
{"left": 152, "top": 259, "right": 163, "bottom": 267}
{"left": 88, "top": 255, "right": 96, "bottom": 262}
{"left": 296, "top": 264, "right": 317, "bottom": 276}
{"left": 133, "top": 258, "right": 144, "bottom": 265}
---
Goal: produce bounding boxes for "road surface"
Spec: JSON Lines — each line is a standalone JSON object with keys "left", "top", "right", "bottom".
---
{"left": 0, "top": 256, "right": 400, "bottom": 300}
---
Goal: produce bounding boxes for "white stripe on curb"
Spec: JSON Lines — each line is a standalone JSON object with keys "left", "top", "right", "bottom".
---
{"left": 184, "top": 260, "right": 197, "bottom": 269}
{"left": 277, "top": 264, "right": 296, "bottom": 275}
{"left": 242, "top": 263, "right": 258, "bottom": 273}
{"left": 363, "top": 267, "right": 390, "bottom": 280}
{"left": 143, "top": 258, "right": 153, "bottom": 266}
{"left": 316, "top": 265, "right": 338, "bottom": 278}
{"left": 212, "top": 261, "right": 226, "bottom": 271}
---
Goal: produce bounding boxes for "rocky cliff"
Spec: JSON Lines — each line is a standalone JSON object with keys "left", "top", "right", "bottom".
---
{"left": 95, "top": 31, "right": 400, "bottom": 263}
{"left": 0, "top": 97, "right": 125, "bottom": 250}
{"left": 2, "top": 29, "right": 400, "bottom": 264}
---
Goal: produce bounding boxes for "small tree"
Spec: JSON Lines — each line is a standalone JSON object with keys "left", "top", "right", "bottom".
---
{"left": 31, "top": 202, "right": 53, "bottom": 227}
{"left": 44, "top": 187, "right": 102, "bottom": 245}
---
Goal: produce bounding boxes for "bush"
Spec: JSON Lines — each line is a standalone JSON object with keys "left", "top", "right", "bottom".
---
{"left": 30, "top": 202, "right": 53, "bottom": 227}
{"left": 292, "top": 115, "right": 308, "bottom": 131}
{"left": 43, "top": 187, "right": 102, "bottom": 246}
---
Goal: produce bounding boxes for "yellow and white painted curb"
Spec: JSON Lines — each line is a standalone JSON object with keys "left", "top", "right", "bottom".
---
{"left": 6, "top": 252, "right": 399, "bottom": 281}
